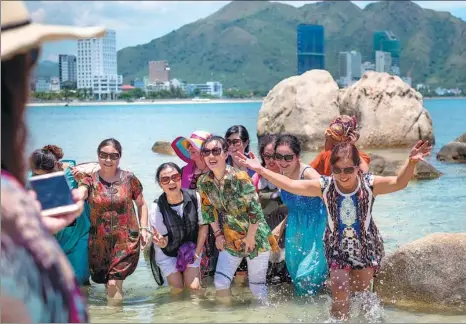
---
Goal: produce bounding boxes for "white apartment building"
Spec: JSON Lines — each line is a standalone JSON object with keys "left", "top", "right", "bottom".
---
{"left": 77, "top": 30, "right": 122, "bottom": 99}
{"left": 338, "top": 51, "right": 362, "bottom": 87}
{"left": 375, "top": 51, "right": 392, "bottom": 73}
{"left": 187, "top": 82, "right": 223, "bottom": 98}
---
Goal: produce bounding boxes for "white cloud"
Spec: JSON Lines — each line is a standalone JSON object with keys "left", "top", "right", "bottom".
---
{"left": 30, "top": 8, "right": 47, "bottom": 23}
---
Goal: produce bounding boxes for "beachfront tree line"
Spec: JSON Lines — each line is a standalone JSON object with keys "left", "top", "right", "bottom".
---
{"left": 30, "top": 87, "right": 271, "bottom": 102}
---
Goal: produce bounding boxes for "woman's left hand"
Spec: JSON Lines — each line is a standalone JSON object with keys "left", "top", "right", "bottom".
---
{"left": 409, "top": 140, "right": 432, "bottom": 162}
{"left": 140, "top": 229, "right": 149, "bottom": 249}
{"left": 243, "top": 234, "right": 256, "bottom": 254}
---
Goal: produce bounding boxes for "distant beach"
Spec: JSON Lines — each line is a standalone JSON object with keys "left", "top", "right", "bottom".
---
{"left": 27, "top": 98, "right": 264, "bottom": 107}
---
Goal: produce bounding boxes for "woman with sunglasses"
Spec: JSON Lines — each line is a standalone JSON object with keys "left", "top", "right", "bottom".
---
{"left": 235, "top": 140, "right": 432, "bottom": 320}
{"left": 251, "top": 134, "right": 290, "bottom": 284}
{"left": 269, "top": 134, "right": 328, "bottom": 296}
{"left": 149, "top": 162, "right": 209, "bottom": 294}
{"left": 29, "top": 145, "right": 91, "bottom": 286}
{"left": 197, "top": 136, "right": 279, "bottom": 303}
{"left": 77, "top": 138, "right": 149, "bottom": 301}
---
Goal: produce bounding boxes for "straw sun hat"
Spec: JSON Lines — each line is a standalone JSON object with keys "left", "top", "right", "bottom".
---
{"left": 1, "top": 1, "right": 107, "bottom": 60}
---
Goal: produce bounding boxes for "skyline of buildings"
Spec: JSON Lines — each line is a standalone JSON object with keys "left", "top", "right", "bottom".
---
{"left": 58, "top": 54, "right": 77, "bottom": 85}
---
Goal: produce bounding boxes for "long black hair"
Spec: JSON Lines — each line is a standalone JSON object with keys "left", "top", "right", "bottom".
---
{"left": 258, "top": 134, "right": 278, "bottom": 166}
{"left": 225, "top": 125, "right": 250, "bottom": 153}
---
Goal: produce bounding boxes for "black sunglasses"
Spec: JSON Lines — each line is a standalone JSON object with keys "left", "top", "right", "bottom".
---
{"left": 98, "top": 151, "right": 120, "bottom": 161}
{"left": 227, "top": 139, "right": 242, "bottom": 147}
{"left": 263, "top": 153, "right": 274, "bottom": 160}
{"left": 201, "top": 147, "right": 222, "bottom": 157}
{"left": 274, "top": 153, "right": 294, "bottom": 162}
{"left": 332, "top": 166, "right": 357, "bottom": 175}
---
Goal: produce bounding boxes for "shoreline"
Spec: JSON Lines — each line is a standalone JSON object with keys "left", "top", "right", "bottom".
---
{"left": 27, "top": 98, "right": 264, "bottom": 107}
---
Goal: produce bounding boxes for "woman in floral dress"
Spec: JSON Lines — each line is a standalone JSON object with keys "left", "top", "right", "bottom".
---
{"left": 197, "top": 136, "right": 278, "bottom": 303}
{"left": 236, "top": 140, "right": 432, "bottom": 320}
{"left": 77, "top": 138, "right": 149, "bottom": 300}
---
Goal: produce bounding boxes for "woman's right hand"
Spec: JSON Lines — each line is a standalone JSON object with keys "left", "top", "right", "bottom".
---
{"left": 152, "top": 227, "right": 168, "bottom": 248}
{"left": 215, "top": 235, "right": 225, "bottom": 251}
{"left": 234, "top": 152, "right": 262, "bottom": 173}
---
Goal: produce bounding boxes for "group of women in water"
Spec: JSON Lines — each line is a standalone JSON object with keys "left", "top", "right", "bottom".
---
{"left": 28, "top": 117, "right": 432, "bottom": 320}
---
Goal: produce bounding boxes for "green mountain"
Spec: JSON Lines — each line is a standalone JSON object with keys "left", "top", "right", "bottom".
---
{"left": 116, "top": 0, "right": 466, "bottom": 90}
{"left": 33, "top": 60, "right": 59, "bottom": 79}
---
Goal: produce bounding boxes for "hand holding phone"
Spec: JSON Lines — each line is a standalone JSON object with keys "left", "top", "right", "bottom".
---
{"left": 29, "top": 171, "right": 84, "bottom": 234}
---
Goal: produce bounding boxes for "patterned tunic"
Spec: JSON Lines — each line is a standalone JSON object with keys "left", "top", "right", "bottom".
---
{"left": 320, "top": 173, "right": 385, "bottom": 272}
{"left": 80, "top": 170, "right": 142, "bottom": 283}
{"left": 197, "top": 165, "right": 278, "bottom": 259}
{"left": 1, "top": 171, "right": 88, "bottom": 322}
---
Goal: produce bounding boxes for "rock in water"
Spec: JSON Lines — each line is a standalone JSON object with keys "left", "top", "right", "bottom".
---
{"left": 368, "top": 153, "right": 442, "bottom": 179}
{"left": 374, "top": 233, "right": 466, "bottom": 313}
{"left": 152, "top": 141, "right": 176, "bottom": 155}
{"left": 257, "top": 70, "right": 435, "bottom": 150}
{"left": 437, "top": 133, "right": 466, "bottom": 163}
{"left": 257, "top": 70, "right": 340, "bottom": 151}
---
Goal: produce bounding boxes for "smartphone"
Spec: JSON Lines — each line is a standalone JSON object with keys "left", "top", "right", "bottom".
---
{"left": 29, "top": 171, "right": 79, "bottom": 217}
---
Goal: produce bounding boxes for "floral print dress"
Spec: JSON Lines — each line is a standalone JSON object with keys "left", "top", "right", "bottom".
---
{"left": 320, "top": 173, "right": 385, "bottom": 272}
{"left": 80, "top": 170, "right": 143, "bottom": 284}
{"left": 197, "top": 165, "right": 279, "bottom": 259}
{"left": 1, "top": 171, "right": 88, "bottom": 323}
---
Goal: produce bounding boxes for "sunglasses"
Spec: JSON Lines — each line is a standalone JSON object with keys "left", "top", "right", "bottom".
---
{"left": 98, "top": 151, "right": 120, "bottom": 161}
{"left": 227, "top": 139, "right": 242, "bottom": 147}
{"left": 263, "top": 153, "right": 274, "bottom": 160}
{"left": 332, "top": 166, "right": 357, "bottom": 175}
{"left": 274, "top": 153, "right": 294, "bottom": 162}
{"left": 160, "top": 173, "right": 181, "bottom": 185}
{"left": 201, "top": 147, "right": 222, "bottom": 157}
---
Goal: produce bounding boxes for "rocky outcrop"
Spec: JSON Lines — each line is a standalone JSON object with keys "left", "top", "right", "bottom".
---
{"left": 257, "top": 70, "right": 340, "bottom": 151}
{"left": 369, "top": 153, "right": 442, "bottom": 180}
{"left": 152, "top": 141, "right": 176, "bottom": 155}
{"left": 374, "top": 233, "right": 466, "bottom": 313}
{"left": 437, "top": 133, "right": 466, "bottom": 163}
{"left": 257, "top": 70, "right": 435, "bottom": 150}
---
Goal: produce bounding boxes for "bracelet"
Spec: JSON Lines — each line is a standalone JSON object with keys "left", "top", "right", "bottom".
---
{"left": 214, "top": 229, "right": 223, "bottom": 238}
{"left": 140, "top": 226, "right": 150, "bottom": 232}
{"left": 408, "top": 157, "right": 418, "bottom": 165}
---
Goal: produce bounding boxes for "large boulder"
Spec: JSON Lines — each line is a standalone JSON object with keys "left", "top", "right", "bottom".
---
{"left": 374, "top": 233, "right": 466, "bottom": 313}
{"left": 257, "top": 70, "right": 435, "bottom": 151}
{"left": 152, "top": 141, "right": 176, "bottom": 155}
{"left": 437, "top": 133, "right": 466, "bottom": 163}
{"left": 257, "top": 70, "right": 340, "bottom": 151}
{"left": 369, "top": 153, "right": 442, "bottom": 180}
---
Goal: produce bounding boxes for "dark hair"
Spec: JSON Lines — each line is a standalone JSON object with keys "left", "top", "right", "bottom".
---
{"left": 156, "top": 162, "right": 182, "bottom": 183}
{"left": 330, "top": 143, "right": 361, "bottom": 166}
{"left": 258, "top": 134, "right": 278, "bottom": 166}
{"left": 200, "top": 135, "right": 229, "bottom": 153}
{"left": 30, "top": 145, "right": 64, "bottom": 172}
{"left": 225, "top": 125, "right": 250, "bottom": 153}
{"left": 1, "top": 53, "right": 31, "bottom": 185}
{"left": 274, "top": 134, "right": 301, "bottom": 156}
{"left": 97, "top": 138, "right": 122, "bottom": 156}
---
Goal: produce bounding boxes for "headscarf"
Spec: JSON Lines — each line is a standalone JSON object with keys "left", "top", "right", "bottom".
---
{"left": 325, "top": 115, "right": 360, "bottom": 143}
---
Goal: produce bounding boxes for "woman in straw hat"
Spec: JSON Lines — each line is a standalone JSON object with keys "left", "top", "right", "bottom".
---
{"left": 0, "top": 1, "right": 105, "bottom": 322}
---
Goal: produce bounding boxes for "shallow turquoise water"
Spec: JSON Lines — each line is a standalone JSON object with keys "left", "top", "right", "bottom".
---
{"left": 26, "top": 99, "right": 466, "bottom": 322}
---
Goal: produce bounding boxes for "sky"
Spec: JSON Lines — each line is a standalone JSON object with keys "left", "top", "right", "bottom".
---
{"left": 25, "top": 1, "right": 466, "bottom": 62}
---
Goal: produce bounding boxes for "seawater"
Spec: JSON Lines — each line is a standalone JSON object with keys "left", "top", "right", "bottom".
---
{"left": 26, "top": 99, "right": 466, "bottom": 323}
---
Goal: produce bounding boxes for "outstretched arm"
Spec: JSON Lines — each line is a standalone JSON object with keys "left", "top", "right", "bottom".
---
{"left": 373, "top": 140, "right": 432, "bottom": 195}
{"left": 235, "top": 153, "right": 322, "bottom": 198}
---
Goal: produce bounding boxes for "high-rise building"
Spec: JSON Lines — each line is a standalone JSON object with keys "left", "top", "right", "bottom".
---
{"left": 77, "top": 30, "right": 122, "bottom": 99}
{"left": 149, "top": 60, "right": 170, "bottom": 83}
{"left": 297, "top": 24, "right": 325, "bottom": 75}
{"left": 373, "top": 31, "right": 400, "bottom": 69}
{"left": 58, "top": 54, "right": 77, "bottom": 84}
{"left": 338, "top": 50, "right": 362, "bottom": 87}
{"left": 375, "top": 51, "right": 392, "bottom": 73}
